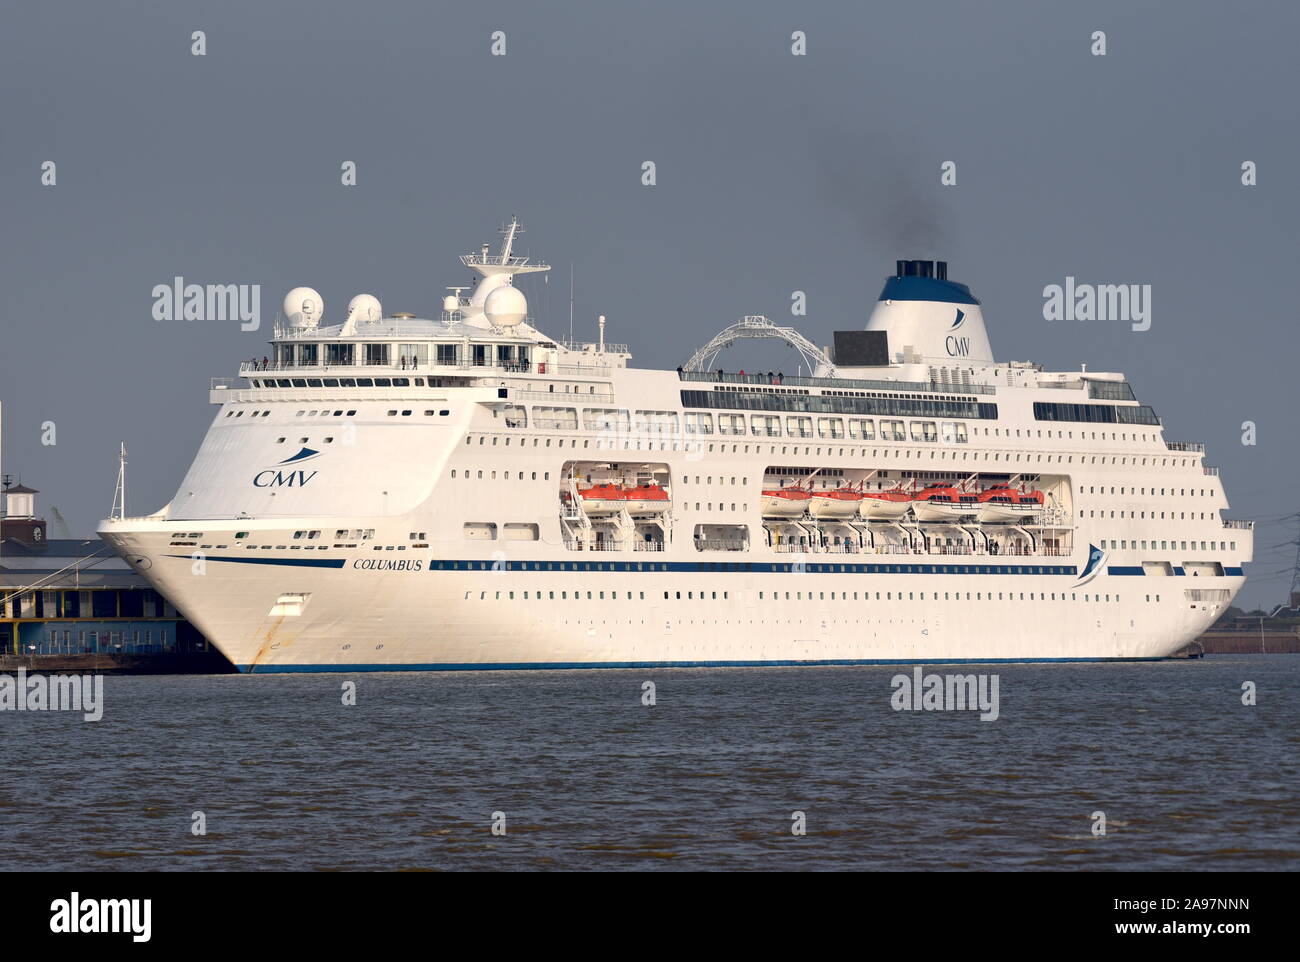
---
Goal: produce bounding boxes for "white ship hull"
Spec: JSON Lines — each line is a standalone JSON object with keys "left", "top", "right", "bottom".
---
{"left": 96, "top": 520, "right": 1241, "bottom": 671}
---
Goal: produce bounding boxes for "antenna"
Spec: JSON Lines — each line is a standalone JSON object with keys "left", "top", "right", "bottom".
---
{"left": 500, "top": 214, "right": 522, "bottom": 261}
{"left": 111, "top": 442, "right": 127, "bottom": 521}
{"left": 598, "top": 315, "right": 606, "bottom": 353}
{"left": 1290, "top": 515, "right": 1300, "bottom": 602}
{"left": 569, "top": 263, "right": 574, "bottom": 343}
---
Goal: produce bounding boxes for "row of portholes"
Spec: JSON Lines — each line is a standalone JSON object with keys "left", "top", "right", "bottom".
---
{"left": 1086, "top": 485, "right": 1216, "bottom": 497}
{"left": 1084, "top": 510, "right": 1219, "bottom": 520}
{"left": 459, "top": 588, "right": 1131, "bottom": 604}
{"left": 1100, "top": 538, "right": 1235, "bottom": 552}
{"left": 452, "top": 469, "right": 552, "bottom": 481}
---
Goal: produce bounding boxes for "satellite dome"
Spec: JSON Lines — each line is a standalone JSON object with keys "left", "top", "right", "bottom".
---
{"left": 469, "top": 274, "right": 508, "bottom": 309}
{"left": 283, "top": 287, "right": 323, "bottom": 329}
{"left": 484, "top": 285, "right": 527, "bottom": 328}
{"left": 345, "top": 293, "right": 383, "bottom": 325}
{"left": 442, "top": 294, "right": 459, "bottom": 314}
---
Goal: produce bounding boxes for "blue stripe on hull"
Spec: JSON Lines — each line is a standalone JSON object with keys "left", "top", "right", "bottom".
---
{"left": 238, "top": 656, "right": 1170, "bottom": 673}
{"left": 158, "top": 555, "right": 1249, "bottom": 578}
{"left": 426, "top": 560, "right": 1080, "bottom": 576}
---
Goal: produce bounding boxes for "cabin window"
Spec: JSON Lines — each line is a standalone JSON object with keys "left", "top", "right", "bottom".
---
{"left": 817, "top": 417, "right": 844, "bottom": 439}
{"left": 400, "top": 344, "right": 428, "bottom": 369}
{"left": 786, "top": 416, "right": 812, "bottom": 438}
{"left": 583, "top": 408, "right": 630, "bottom": 431}
{"left": 684, "top": 412, "right": 714, "bottom": 435}
{"left": 364, "top": 344, "right": 389, "bottom": 366}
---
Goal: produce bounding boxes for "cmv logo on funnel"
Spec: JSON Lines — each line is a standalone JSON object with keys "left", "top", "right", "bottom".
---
{"left": 253, "top": 447, "right": 320, "bottom": 488}
{"left": 945, "top": 309, "right": 970, "bottom": 356}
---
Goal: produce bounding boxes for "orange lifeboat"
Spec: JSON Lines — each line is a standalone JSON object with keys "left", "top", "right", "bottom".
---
{"left": 623, "top": 483, "right": 670, "bottom": 515}
{"left": 976, "top": 484, "right": 1020, "bottom": 522}
{"left": 911, "top": 484, "right": 977, "bottom": 522}
{"left": 761, "top": 486, "right": 812, "bottom": 519}
{"left": 577, "top": 483, "right": 626, "bottom": 516}
{"left": 859, "top": 486, "right": 913, "bottom": 521}
{"left": 809, "top": 485, "right": 862, "bottom": 519}
{"left": 1011, "top": 487, "right": 1045, "bottom": 518}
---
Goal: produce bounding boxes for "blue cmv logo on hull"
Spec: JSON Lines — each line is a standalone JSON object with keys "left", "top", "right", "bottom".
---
{"left": 253, "top": 447, "right": 321, "bottom": 487}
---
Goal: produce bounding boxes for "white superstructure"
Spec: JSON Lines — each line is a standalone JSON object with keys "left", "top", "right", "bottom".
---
{"left": 98, "top": 221, "right": 1252, "bottom": 671}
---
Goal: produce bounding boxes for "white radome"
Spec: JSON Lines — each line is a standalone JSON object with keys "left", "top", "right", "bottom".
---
{"left": 283, "top": 287, "right": 324, "bottom": 329}
{"left": 346, "top": 293, "right": 383, "bottom": 325}
{"left": 484, "top": 285, "right": 527, "bottom": 328}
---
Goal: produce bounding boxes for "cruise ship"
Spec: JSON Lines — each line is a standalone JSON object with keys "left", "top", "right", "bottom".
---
{"left": 98, "top": 219, "right": 1252, "bottom": 671}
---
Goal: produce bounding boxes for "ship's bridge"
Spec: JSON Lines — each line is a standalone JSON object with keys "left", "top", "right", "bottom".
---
{"left": 240, "top": 316, "right": 626, "bottom": 385}
{"left": 246, "top": 216, "right": 630, "bottom": 389}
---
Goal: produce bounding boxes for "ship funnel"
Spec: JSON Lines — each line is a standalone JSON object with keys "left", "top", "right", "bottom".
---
{"left": 864, "top": 261, "right": 994, "bottom": 365}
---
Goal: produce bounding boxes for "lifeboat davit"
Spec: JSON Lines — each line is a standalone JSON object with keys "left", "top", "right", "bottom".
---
{"left": 911, "top": 484, "right": 977, "bottom": 522}
{"left": 761, "top": 487, "right": 811, "bottom": 518}
{"left": 623, "top": 483, "right": 669, "bottom": 515}
{"left": 809, "top": 487, "right": 862, "bottom": 520}
{"left": 859, "top": 487, "right": 913, "bottom": 521}
{"left": 578, "top": 483, "right": 625, "bottom": 516}
{"left": 976, "top": 485, "right": 1021, "bottom": 523}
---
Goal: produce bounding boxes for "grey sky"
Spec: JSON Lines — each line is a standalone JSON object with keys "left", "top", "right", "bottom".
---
{"left": 3, "top": 0, "right": 1297, "bottom": 607}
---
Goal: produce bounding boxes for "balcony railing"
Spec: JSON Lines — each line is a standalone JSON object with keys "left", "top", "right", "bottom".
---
{"left": 1166, "top": 441, "right": 1206, "bottom": 453}
{"left": 1222, "top": 519, "right": 1254, "bottom": 530}
{"left": 562, "top": 540, "right": 666, "bottom": 552}
{"left": 239, "top": 360, "right": 608, "bottom": 379}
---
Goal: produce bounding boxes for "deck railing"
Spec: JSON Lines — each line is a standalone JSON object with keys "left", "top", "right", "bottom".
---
{"left": 678, "top": 370, "right": 996, "bottom": 395}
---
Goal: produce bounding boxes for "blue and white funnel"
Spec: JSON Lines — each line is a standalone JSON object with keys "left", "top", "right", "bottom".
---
{"left": 864, "top": 260, "right": 994, "bottom": 364}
